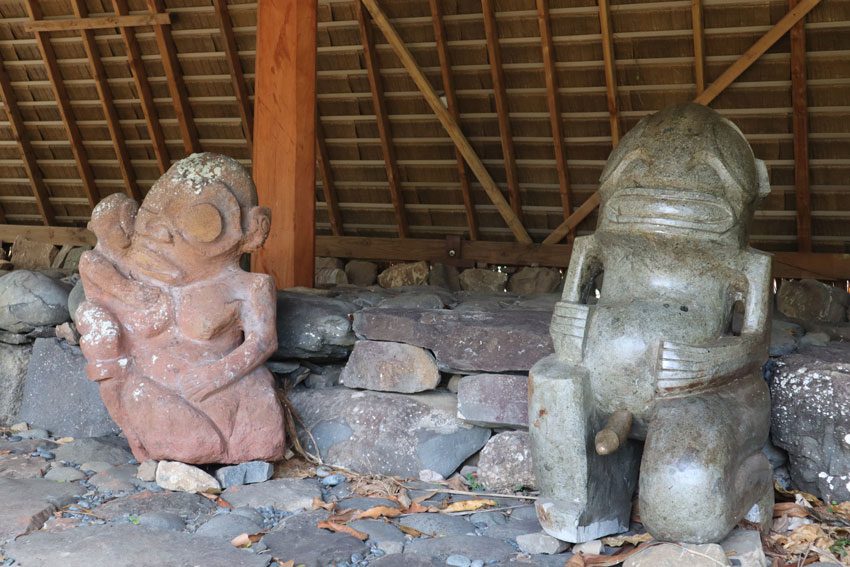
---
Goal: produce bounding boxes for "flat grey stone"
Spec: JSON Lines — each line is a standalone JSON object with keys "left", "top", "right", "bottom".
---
{"left": 44, "top": 466, "right": 86, "bottom": 482}
{"left": 137, "top": 511, "right": 186, "bottom": 532}
{"left": 457, "top": 374, "right": 528, "bottom": 428}
{"left": 354, "top": 308, "right": 552, "bottom": 373}
{"left": 17, "top": 338, "right": 119, "bottom": 438}
{"left": 516, "top": 532, "right": 569, "bottom": 555}
{"left": 6, "top": 524, "right": 270, "bottom": 566}
{"left": 0, "top": 477, "right": 84, "bottom": 542}
{"left": 341, "top": 340, "right": 441, "bottom": 393}
{"left": 349, "top": 519, "right": 406, "bottom": 554}
{"left": 89, "top": 464, "right": 142, "bottom": 492}
{"left": 53, "top": 435, "right": 133, "bottom": 466}
{"left": 720, "top": 528, "right": 768, "bottom": 567}
{"left": 94, "top": 490, "right": 217, "bottom": 522}
{"left": 290, "top": 387, "right": 490, "bottom": 478}
{"left": 477, "top": 431, "right": 535, "bottom": 493}
{"left": 624, "top": 542, "right": 730, "bottom": 566}
{"left": 0, "top": 270, "right": 70, "bottom": 333}
{"left": 195, "top": 513, "right": 264, "bottom": 539}
{"left": 483, "top": 516, "right": 543, "bottom": 541}
{"left": 377, "top": 293, "right": 446, "bottom": 310}
{"left": 215, "top": 461, "right": 274, "bottom": 489}
{"left": 222, "top": 478, "right": 320, "bottom": 512}
{"left": 403, "top": 535, "right": 515, "bottom": 562}
{"left": 398, "top": 513, "right": 476, "bottom": 537}
{"left": 0, "top": 342, "right": 32, "bottom": 426}
{"left": 262, "top": 510, "right": 368, "bottom": 567}
{"left": 273, "top": 291, "right": 358, "bottom": 360}
{"left": 0, "top": 453, "right": 49, "bottom": 479}
{"left": 371, "top": 554, "right": 436, "bottom": 567}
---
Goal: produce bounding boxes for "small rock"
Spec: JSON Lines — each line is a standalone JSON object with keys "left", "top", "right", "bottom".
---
{"left": 459, "top": 269, "right": 507, "bottom": 293}
{"left": 137, "top": 511, "right": 186, "bottom": 532}
{"left": 0, "top": 271, "right": 70, "bottom": 333}
{"left": 348, "top": 519, "right": 406, "bottom": 555}
{"left": 378, "top": 262, "right": 430, "bottom": 288}
{"left": 572, "top": 539, "right": 603, "bottom": 555}
{"left": 54, "top": 322, "right": 80, "bottom": 345}
{"left": 399, "top": 513, "right": 475, "bottom": 537}
{"left": 222, "top": 478, "right": 320, "bottom": 512}
{"left": 93, "top": 490, "right": 216, "bottom": 522}
{"left": 10, "top": 422, "right": 29, "bottom": 432}
{"left": 155, "top": 461, "right": 221, "bottom": 494}
{"left": 341, "top": 340, "right": 441, "bottom": 394}
{"left": 447, "top": 555, "right": 471, "bottom": 567}
{"left": 508, "top": 267, "right": 562, "bottom": 295}
{"left": 214, "top": 461, "right": 274, "bottom": 489}
{"left": 17, "top": 428, "right": 49, "bottom": 440}
{"left": 316, "top": 268, "right": 348, "bottom": 287}
{"left": 477, "top": 431, "right": 535, "bottom": 493}
{"left": 624, "top": 542, "right": 730, "bottom": 566}
{"left": 516, "top": 532, "right": 569, "bottom": 555}
{"left": 720, "top": 528, "right": 768, "bottom": 567}
{"left": 90, "top": 464, "right": 139, "bottom": 492}
{"left": 800, "top": 331, "right": 830, "bottom": 347}
{"left": 345, "top": 261, "right": 378, "bottom": 286}
{"left": 195, "top": 513, "right": 263, "bottom": 540}
{"left": 79, "top": 461, "right": 114, "bottom": 474}
{"left": 43, "top": 466, "right": 86, "bottom": 483}
{"left": 419, "top": 469, "right": 445, "bottom": 482}
{"left": 321, "top": 473, "right": 346, "bottom": 487}
{"left": 404, "top": 535, "right": 515, "bottom": 562}
{"left": 136, "top": 460, "right": 158, "bottom": 482}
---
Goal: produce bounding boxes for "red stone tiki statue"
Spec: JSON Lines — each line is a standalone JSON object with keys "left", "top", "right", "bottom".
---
{"left": 77, "top": 153, "right": 285, "bottom": 464}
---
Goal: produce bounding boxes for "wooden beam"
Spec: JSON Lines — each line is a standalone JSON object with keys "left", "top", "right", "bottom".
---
{"left": 71, "top": 0, "right": 141, "bottom": 202}
{"left": 359, "top": 0, "right": 532, "bottom": 244}
{"left": 772, "top": 252, "right": 850, "bottom": 280}
{"left": 24, "top": 13, "right": 169, "bottom": 33}
{"left": 536, "top": 0, "right": 573, "bottom": 221}
{"left": 145, "top": 0, "right": 200, "bottom": 155}
{"left": 543, "top": 0, "right": 822, "bottom": 245}
{"left": 428, "top": 0, "right": 479, "bottom": 241}
{"left": 25, "top": 0, "right": 99, "bottom": 210}
{"left": 598, "top": 0, "right": 620, "bottom": 146}
{"left": 213, "top": 0, "right": 253, "bottom": 155}
{"left": 542, "top": 193, "right": 600, "bottom": 245}
{"left": 355, "top": 1, "right": 409, "bottom": 238}
{"left": 251, "top": 0, "right": 317, "bottom": 288}
{"left": 692, "top": 0, "right": 705, "bottom": 95}
{"left": 316, "top": 120, "right": 344, "bottom": 236}
{"left": 694, "top": 0, "right": 821, "bottom": 105}
{"left": 113, "top": 0, "right": 170, "bottom": 174}
{"left": 0, "top": 62, "right": 55, "bottom": 225}
{"left": 789, "top": 0, "right": 812, "bottom": 253}
{"left": 0, "top": 225, "right": 96, "bottom": 247}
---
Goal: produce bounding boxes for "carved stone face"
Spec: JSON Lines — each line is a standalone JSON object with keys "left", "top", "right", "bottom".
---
{"left": 596, "top": 103, "right": 770, "bottom": 245}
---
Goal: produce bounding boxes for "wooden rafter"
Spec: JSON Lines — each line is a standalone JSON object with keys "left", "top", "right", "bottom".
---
{"left": 691, "top": 0, "right": 706, "bottom": 95}
{"left": 359, "top": 0, "right": 531, "bottom": 244}
{"left": 145, "top": 0, "right": 199, "bottom": 155}
{"left": 0, "top": 62, "right": 54, "bottom": 225}
{"left": 543, "top": 0, "right": 822, "bottom": 246}
{"left": 71, "top": 0, "right": 141, "bottom": 202}
{"left": 481, "top": 0, "right": 522, "bottom": 219}
{"left": 598, "top": 0, "right": 620, "bottom": 146}
{"left": 112, "top": 0, "right": 169, "bottom": 174}
{"left": 213, "top": 0, "right": 253, "bottom": 154}
{"left": 24, "top": 0, "right": 99, "bottom": 210}
{"left": 316, "top": 120, "right": 344, "bottom": 236}
{"left": 428, "top": 0, "right": 478, "bottom": 241}
{"left": 355, "top": 0, "right": 409, "bottom": 238}
{"left": 536, "top": 0, "right": 573, "bottom": 221}
{"left": 790, "top": 0, "right": 812, "bottom": 253}
{"left": 25, "top": 13, "right": 169, "bottom": 33}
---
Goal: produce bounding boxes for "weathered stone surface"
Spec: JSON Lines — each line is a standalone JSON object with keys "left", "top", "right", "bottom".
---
{"left": 17, "top": 338, "right": 119, "bottom": 438}
{"left": 770, "top": 343, "right": 850, "bottom": 501}
{"left": 44, "top": 466, "right": 86, "bottom": 482}
{"left": 195, "top": 513, "right": 263, "bottom": 539}
{"left": 429, "top": 263, "right": 461, "bottom": 291}
{"left": 93, "top": 489, "right": 217, "bottom": 522}
{"left": 778, "top": 279, "right": 848, "bottom": 323}
{"left": 457, "top": 374, "right": 528, "bottom": 428}
{"left": 624, "top": 542, "right": 730, "bottom": 566}
{"left": 399, "top": 513, "right": 475, "bottom": 537}
{"left": 378, "top": 261, "right": 430, "bottom": 288}
{"left": 801, "top": 331, "right": 830, "bottom": 348}
{"left": 221, "top": 478, "right": 320, "bottom": 512}
{"left": 478, "top": 431, "right": 535, "bottom": 493}
{"left": 377, "top": 292, "right": 445, "bottom": 310}
{"left": 274, "top": 291, "right": 357, "bottom": 360}
{"left": 53, "top": 436, "right": 134, "bottom": 466}
{"left": 60, "top": 246, "right": 91, "bottom": 271}
{"left": 214, "top": 461, "right": 274, "bottom": 488}
{"left": 137, "top": 511, "right": 186, "bottom": 532}
{"left": 345, "top": 260, "right": 378, "bottom": 286}
{"left": 0, "top": 270, "right": 71, "bottom": 333}
{"left": 262, "top": 510, "right": 369, "bottom": 566}
{"left": 720, "top": 528, "right": 768, "bottom": 567}
{"left": 0, "top": 329, "right": 33, "bottom": 345}
{"left": 0, "top": 477, "right": 84, "bottom": 542}
{"left": 6, "top": 525, "right": 269, "bottom": 567}
{"left": 137, "top": 460, "right": 158, "bottom": 482}
{"left": 89, "top": 464, "right": 141, "bottom": 492}
{"left": 516, "top": 532, "right": 569, "bottom": 555}
{"left": 315, "top": 267, "right": 348, "bottom": 287}
{"left": 0, "top": 454, "right": 49, "bottom": 479}
{"left": 156, "top": 461, "right": 221, "bottom": 493}
{"left": 348, "top": 519, "right": 406, "bottom": 554}
{"left": 0, "top": 342, "right": 32, "bottom": 426}
{"left": 459, "top": 268, "right": 507, "bottom": 293}
{"left": 290, "top": 387, "right": 490, "bottom": 478}
{"left": 403, "top": 535, "right": 516, "bottom": 562}
{"left": 508, "top": 267, "right": 562, "bottom": 295}
{"left": 354, "top": 308, "right": 553, "bottom": 372}
{"left": 771, "top": 319, "right": 804, "bottom": 357}
{"left": 55, "top": 321, "right": 80, "bottom": 345}
{"left": 341, "top": 340, "right": 440, "bottom": 393}
{"left": 10, "top": 236, "right": 58, "bottom": 270}
{"left": 67, "top": 279, "right": 86, "bottom": 323}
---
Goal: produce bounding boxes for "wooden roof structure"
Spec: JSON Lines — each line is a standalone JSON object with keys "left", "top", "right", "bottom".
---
{"left": 0, "top": 0, "right": 849, "bottom": 283}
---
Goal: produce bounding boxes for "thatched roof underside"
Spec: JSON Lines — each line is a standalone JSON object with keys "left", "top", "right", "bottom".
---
{"left": 0, "top": 0, "right": 848, "bottom": 251}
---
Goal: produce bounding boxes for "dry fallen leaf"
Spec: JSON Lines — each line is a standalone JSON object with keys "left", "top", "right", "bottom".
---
{"left": 397, "top": 523, "right": 424, "bottom": 537}
{"left": 54, "top": 437, "right": 74, "bottom": 444}
{"left": 312, "top": 497, "right": 335, "bottom": 511}
{"left": 442, "top": 498, "right": 497, "bottom": 513}
{"left": 445, "top": 475, "right": 466, "bottom": 492}
{"left": 403, "top": 502, "right": 435, "bottom": 514}
{"left": 317, "top": 520, "right": 368, "bottom": 541}
{"left": 351, "top": 505, "right": 402, "bottom": 520}
{"left": 602, "top": 532, "right": 653, "bottom": 547}
{"left": 775, "top": 482, "right": 823, "bottom": 507}
{"left": 395, "top": 488, "right": 412, "bottom": 510}
{"left": 565, "top": 554, "right": 586, "bottom": 566}
{"left": 775, "top": 524, "right": 834, "bottom": 555}
{"left": 774, "top": 502, "right": 812, "bottom": 518}
{"left": 230, "top": 532, "right": 263, "bottom": 548}
{"left": 276, "top": 561, "right": 294, "bottom": 567}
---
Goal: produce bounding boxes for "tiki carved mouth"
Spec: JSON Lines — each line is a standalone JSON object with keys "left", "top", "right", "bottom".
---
{"left": 604, "top": 188, "right": 736, "bottom": 234}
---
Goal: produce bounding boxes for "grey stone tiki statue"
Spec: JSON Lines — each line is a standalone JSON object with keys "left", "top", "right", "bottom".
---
{"left": 529, "top": 103, "right": 774, "bottom": 544}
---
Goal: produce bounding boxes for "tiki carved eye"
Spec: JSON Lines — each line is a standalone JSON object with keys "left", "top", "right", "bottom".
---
{"left": 179, "top": 203, "right": 222, "bottom": 243}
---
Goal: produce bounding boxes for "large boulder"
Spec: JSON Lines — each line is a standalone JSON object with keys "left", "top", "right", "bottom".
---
{"left": 289, "top": 387, "right": 490, "bottom": 478}
{"left": 16, "top": 338, "right": 119, "bottom": 438}
{"left": 340, "top": 340, "right": 441, "bottom": 393}
{"left": 378, "top": 261, "right": 429, "bottom": 288}
{"left": 345, "top": 260, "right": 378, "bottom": 286}
{"left": 459, "top": 268, "right": 508, "bottom": 293}
{"left": 67, "top": 279, "right": 86, "bottom": 323}
{"left": 274, "top": 291, "right": 358, "bottom": 360}
{"left": 9, "top": 237, "right": 57, "bottom": 270}
{"left": 777, "top": 279, "right": 848, "bottom": 323}
{"left": 771, "top": 343, "right": 850, "bottom": 501}
{"left": 354, "top": 308, "right": 553, "bottom": 372}
{"left": 0, "top": 343, "right": 32, "bottom": 426}
{"left": 0, "top": 271, "right": 71, "bottom": 333}
{"left": 507, "top": 267, "right": 562, "bottom": 295}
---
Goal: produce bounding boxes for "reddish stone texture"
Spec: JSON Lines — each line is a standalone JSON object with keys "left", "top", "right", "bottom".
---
{"left": 77, "top": 153, "right": 285, "bottom": 464}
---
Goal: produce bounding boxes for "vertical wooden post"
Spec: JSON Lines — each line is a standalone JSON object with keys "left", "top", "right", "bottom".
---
{"left": 691, "top": 0, "right": 706, "bottom": 95}
{"left": 251, "top": 0, "right": 317, "bottom": 288}
{"left": 598, "top": 0, "right": 620, "bottom": 146}
{"left": 789, "top": 0, "right": 812, "bottom": 252}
